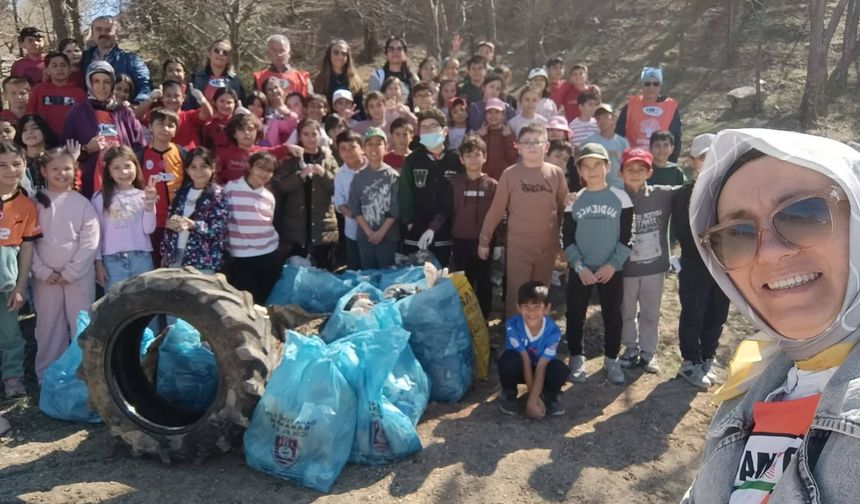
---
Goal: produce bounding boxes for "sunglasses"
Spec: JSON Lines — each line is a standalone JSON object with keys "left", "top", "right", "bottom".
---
{"left": 331, "top": 48, "right": 348, "bottom": 57}
{"left": 700, "top": 186, "right": 847, "bottom": 271}
{"left": 387, "top": 46, "right": 405, "bottom": 52}
{"left": 643, "top": 82, "right": 661, "bottom": 87}
{"left": 212, "top": 47, "right": 230, "bottom": 55}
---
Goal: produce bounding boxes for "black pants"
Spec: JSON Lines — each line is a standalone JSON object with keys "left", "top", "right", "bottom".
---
{"left": 451, "top": 238, "right": 493, "bottom": 319}
{"left": 497, "top": 349, "right": 567, "bottom": 400}
{"left": 344, "top": 238, "right": 361, "bottom": 270}
{"left": 678, "top": 258, "right": 730, "bottom": 363}
{"left": 402, "top": 242, "right": 452, "bottom": 268}
{"left": 291, "top": 243, "right": 335, "bottom": 271}
{"left": 227, "top": 251, "right": 281, "bottom": 305}
{"left": 565, "top": 270, "right": 623, "bottom": 358}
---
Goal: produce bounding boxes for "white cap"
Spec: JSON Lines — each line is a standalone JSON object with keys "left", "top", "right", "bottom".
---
{"left": 332, "top": 89, "right": 354, "bottom": 104}
{"left": 528, "top": 67, "right": 549, "bottom": 80}
{"left": 690, "top": 133, "right": 715, "bottom": 157}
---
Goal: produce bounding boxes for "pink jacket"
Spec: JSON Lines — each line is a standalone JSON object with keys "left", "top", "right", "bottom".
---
{"left": 32, "top": 190, "right": 100, "bottom": 283}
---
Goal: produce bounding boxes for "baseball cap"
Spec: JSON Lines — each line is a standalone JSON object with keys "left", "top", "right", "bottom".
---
{"left": 449, "top": 96, "right": 467, "bottom": 110}
{"left": 363, "top": 126, "right": 387, "bottom": 143}
{"left": 577, "top": 143, "right": 610, "bottom": 164}
{"left": 485, "top": 98, "right": 506, "bottom": 111}
{"left": 528, "top": 67, "right": 549, "bottom": 81}
{"left": 620, "top": 147, "right": 654, "bottom": 169}
{"left": 332, "top": 89, "right": 354, "bottom": 104}
{"left": 690, "top": 133, "right": 715, "bottom": 158}
{"left": 546, "top": 116, "right": 571, "bottom": 134}
{"left": 595, "top": 103, "right": 614, "bottom": 115}
{"left": 19, "top": 27, "right": 43, "bottom": 40}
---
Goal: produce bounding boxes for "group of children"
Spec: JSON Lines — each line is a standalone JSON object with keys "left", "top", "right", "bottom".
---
{"left": 0, "top": 26, "right": 732, "bottom": 429}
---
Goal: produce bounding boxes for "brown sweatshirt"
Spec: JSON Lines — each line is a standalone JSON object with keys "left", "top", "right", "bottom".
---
{"left": 479, "top": 162, "right": 567, "bottom": 250}
{"left": 480, "top": 127, "right": 518, "bottom": 181}
{"left": 450, "top": 173, "right": 498, "bottom": 240}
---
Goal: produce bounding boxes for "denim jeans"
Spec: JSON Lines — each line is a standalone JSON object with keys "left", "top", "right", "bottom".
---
{"left": 103, "top": 250, "right": 153, "bottom": 291}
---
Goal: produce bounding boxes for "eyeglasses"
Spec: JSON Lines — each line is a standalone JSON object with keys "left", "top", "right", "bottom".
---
{"left": 387, "top": 46, "right": 405, "bottom": 52}
{"left": 518, "top": 140, "right": 546, "bottom": 148}
{"left": 331, "top": 48, "right": 348, "bottom": 57}
{"left": 643, "top": 82, "right": 661, "bottom": 87}
{"left": 700, "top": 186, "right": 847, "bottom": 271}
{"left": 212, "top": 48, "right": 230, "bottom": 55}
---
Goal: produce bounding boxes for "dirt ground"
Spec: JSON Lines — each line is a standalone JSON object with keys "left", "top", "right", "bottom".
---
{"left": 0, "top": 272, "right": 756, "bottom": 504}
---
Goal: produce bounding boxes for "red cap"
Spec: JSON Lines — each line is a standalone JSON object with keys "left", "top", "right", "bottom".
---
{"left": 448, "top": 96, "right": 467, "bottom": 110}
{"left": 620, "top": 147, "right": 653, "bottom": 169}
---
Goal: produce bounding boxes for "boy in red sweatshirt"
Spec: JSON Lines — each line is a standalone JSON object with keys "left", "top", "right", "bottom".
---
{"left": 451, "top": 136, "right": 497, "bottom": 319}
{"left": 27, "top": 52, "right": 87, "bottom": 136}
{"left": 136, "top": 80, "right": 212, "bottom": 149}
{"left": 216, "top": 113, "right": 301, "bottom": 184}
{"left": 476, "top": 98, "right": 518, "bottom": 180}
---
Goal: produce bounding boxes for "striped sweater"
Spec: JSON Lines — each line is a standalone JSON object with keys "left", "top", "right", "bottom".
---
{"left": 224, "top": 177, "right": 278, "bottom": 258}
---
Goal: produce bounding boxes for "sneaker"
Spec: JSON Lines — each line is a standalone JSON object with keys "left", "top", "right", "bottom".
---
{"left": 545, "top": 399, "right": 566, "bottom": 416}
{"left": 702, "top": 358, "right": 721, "bottom": 383}
{"left": 604, "top": 356, "right": 625, "bottom": 384}
{"left": 3, "top": 377, "right": 26, "bottom": 398}
{"left": 497, "top": 390, "right": 520, "bottom": 416}
{"left": 678, "top": 360, "right": 712, "bottom": 389}
{"left": 640, "top": 354, "right": 661, "bottom": 374}
{"left": 618, "top": 348, "right": 640, "bottom": 369}
{"left": 568, "top": 355, "right": 586, "bottom": 383}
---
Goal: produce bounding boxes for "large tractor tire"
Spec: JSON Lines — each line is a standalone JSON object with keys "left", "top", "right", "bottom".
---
{"left": 78, "top": 268, "right": 281, "bottom": 463}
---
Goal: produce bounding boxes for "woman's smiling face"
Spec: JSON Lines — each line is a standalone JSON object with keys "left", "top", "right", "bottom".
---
{"left": 716, "top": 156, "right": 850, "bottom": 339}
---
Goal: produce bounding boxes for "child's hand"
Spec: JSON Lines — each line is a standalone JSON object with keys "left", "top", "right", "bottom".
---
{"left": 166, "top": 215, "right": 182, "bottom": 232}
{"left": 143, "top": 179, "right": 158, "bottom": 209}
{"left": 478, "top": 245, "right": 490, "bottom": 260}
{"left": 565, "top": 192, "right": 578, "bottom": 207}
{"left": 85, "top": 136, "right": 108, "bottom": 154}
{"left": 594, "top": 264, "right": 616, "bottom": 283}
{"left": 286, "top": 144, "right": 304, "bottom": 159}
{"left": 6, "top": 288, "right": 24, "bottom": 310}
{"left": 149, "top": 86, "right": 163, "bottom": 102}
{"left": 368, "top": 230, "right": 383, "bottom": 245}
{"left": 308, "top": 164, "right": 324, "bottom": 177}
{"left": 47, "top": 271, "right": 62, "bottom": 284}
{"left": 65, "top": 139, "right": 82, "bottom": 161}
{"left": 525, "top": 396, "right": 546, "bottom": 420}
{"left": 578, "top": 267, "right": 597, "bottom": 286}
{"left": 188, "top": 83, "right": 205, "bottom": 104}
{"left": 476, "top": 124, "right": 488, "bottom": 136}
{"left": 95, "top": 261, "right": 108, "bottom": 287}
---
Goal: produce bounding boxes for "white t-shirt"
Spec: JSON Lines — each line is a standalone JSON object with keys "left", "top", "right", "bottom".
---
{"left": 569, "top": 117, "right": 600, "bottom": 148}
{"left": 176, "top": 188, "right": 203, "bottom": 252}
{"left": 508, "top": 113, "right": 548, "bottom": 138}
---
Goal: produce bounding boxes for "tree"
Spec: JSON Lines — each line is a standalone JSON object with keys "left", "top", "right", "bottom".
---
{"left": 829, "top": 0, "right": 860, "bottom": 89}
{"left": 800, "top": 0, "right": 849, "bottom": 126}
{"left": 47, "top": 0, "right": 82, "bottom": 41}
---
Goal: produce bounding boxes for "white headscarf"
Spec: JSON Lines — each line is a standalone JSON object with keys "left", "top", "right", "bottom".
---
{"left": 690, "top": 128, "right": 860, "bottom": 361}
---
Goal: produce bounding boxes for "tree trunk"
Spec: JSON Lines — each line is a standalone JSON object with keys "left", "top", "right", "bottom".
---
{"left": 429, "top": 0, "right": 443, "bottom": 61}
{"left": 360, "top": 23, "right": 379, "bottom": 63}
{"left": 487, "top": 0, "right": 497, "bottom": 43}
{"left": 801, "top": 0, "right": 849, "bottom": 126}
{"left": 11, "top": 0, "right": 22, "bottom": 57}
{"left": 69, "top": 0, "right": 83, "bottom": 41}
{"left": 829, "top": 0, "right": 860, "bottom": 89}
{"left": 48, "top": 0, "right": 72, "bottom": 41}
{"left": 726, "top": 0, "right": 737, "bottom": 58}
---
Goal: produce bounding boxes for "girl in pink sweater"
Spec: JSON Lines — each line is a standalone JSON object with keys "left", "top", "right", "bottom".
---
{"left": 31, "top": 148, "right": 100, "bottom": 379}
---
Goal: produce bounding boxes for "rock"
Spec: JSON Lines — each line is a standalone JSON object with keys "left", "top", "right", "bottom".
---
{"left": 726, "top": 86, "right": 766, "bottom": 114}
{"left": 0, "top": 415, "right": 9, "bottom": 437}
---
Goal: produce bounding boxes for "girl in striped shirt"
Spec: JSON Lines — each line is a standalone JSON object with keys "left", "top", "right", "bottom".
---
{"left": 223, "top": 151, "right": 281, "bottom": 303}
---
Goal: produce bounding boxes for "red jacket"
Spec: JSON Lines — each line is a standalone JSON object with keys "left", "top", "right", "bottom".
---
{"left": 215, "top": 144, "right": 290, "bottom": 184}
{"left": 480, "top": 127, "right": 518, "bottom": 181}
{"left": 253, "top": 66, "right": 311, "bottom": 96}
{"left": 27, "top": 82, "right": 87, "bottom": 136}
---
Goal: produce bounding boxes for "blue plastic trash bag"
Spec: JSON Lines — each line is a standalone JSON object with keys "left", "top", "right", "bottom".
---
{"left": 319, "top": 283, "right": 401, "bottom": 343}
{"left": 329, "top": 329, "right": 422, "bottom": 465}
{"left": 39, "top": 311, "right": 101, "bottom": 423}
{"left": 376, "top": 266, "right": 425, "bottom": 289}
{"left": 244, "top": 332, "right": 357, "bottom": 493}
{"left": 267, "top": 265, "right": 351, "bottom": 312}
{"left": 383, "top": 344, "right": 429, "bottom": 426}
{"left": 397, "top": 278, "right": 474, "bottom": 402}
{"left": 156, "top": 319, "right": 218, "bottom": 412}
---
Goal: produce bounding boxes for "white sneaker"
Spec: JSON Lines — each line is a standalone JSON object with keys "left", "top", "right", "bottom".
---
{"left": 568, "top": 355, "right": 586, "bottom": 383}
{"left": 604, "top": 356, "right": 625, "bottom": 384}
{"left": 640, "top": 354, "right": 660, "bottom": 374}
{"left": 702, "top": 358, "right": 721, "bottom": 383}
{"left": 678, "top": 360, "right": 712, "bottom": 389}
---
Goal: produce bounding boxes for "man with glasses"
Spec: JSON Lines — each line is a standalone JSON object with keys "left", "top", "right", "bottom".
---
{"left": 253, "top": 34, "right": 312, "bottom": 97}
{"left": 671, "top": 133, "right": 728, "bottom": 388}
{"left": 615, "top": 66, "right": 682, "bottom": 162}
{"left": 81, "top": 16, "right": 151, "bottom": 103}
{"left": 399, "top": 109, "right": 463, "bottom": 267}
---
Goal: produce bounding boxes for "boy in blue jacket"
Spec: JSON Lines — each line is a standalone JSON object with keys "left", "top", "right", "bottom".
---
{"left": 564, "top": 143, "right": 634, "bottom": 385}
{"left": 497, "top": 281, "right": 568, "bottom": 418}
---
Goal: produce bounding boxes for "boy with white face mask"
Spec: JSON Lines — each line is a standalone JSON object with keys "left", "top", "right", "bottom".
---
{"left": 398, "top": 108, "right": 463, "bottom": 266}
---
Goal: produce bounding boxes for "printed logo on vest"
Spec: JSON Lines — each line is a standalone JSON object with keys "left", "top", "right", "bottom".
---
{"left": 98, "top": 123, "right": 118, "bottom": 137}
{"left": 642, "top": 106, "right": 664, "bottom": 117}
{"left": 280, "top": 79, "right": 291, "bottom": 90}
{"left": 145, "top": 159, "right": 155, "bottom": 171}
{"left": 414, "top": 169, "right": 428, "bottom": 188}
{"left": 209, "top": 78, "right": 227, "bottom": 88}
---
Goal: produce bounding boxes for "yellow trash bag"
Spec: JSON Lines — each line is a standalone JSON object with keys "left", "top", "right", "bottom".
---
{"left": 450, "top": 272, "right": 490, "bottom": 380}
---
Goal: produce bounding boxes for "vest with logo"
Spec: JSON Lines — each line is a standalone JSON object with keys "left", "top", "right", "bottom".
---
{"left": 624, "top": 95, "right": 677, "bottom": 150}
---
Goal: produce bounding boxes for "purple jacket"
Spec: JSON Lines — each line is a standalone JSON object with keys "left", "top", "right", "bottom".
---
{"left": 63, "top": 100, "right": 145, "bottom": 198}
